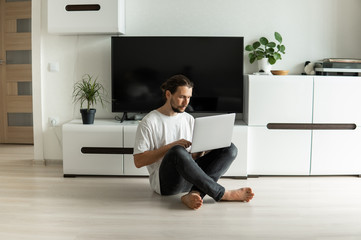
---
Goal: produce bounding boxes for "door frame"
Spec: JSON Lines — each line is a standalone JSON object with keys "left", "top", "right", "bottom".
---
{"left": 0, "top": 0, "right": 5, "bottom": 143}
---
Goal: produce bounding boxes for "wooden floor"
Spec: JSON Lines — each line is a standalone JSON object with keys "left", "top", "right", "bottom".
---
{"left": 1, "top": 144, "right": 361, "bottom": 240}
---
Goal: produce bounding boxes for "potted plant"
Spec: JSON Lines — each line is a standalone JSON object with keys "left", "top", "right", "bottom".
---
{"left": 73, "top": 74, "right": 108, "bottom": 124}
{"left": 245, "top": 32, "right": 286, "bottom": 73}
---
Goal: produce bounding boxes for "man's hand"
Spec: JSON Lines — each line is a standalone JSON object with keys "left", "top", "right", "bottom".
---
{"left": 191, "top": 151, "right": 205, "bottom": 160}
{"left": 173, "top": 139, "right": 192, "bottom": 149}
{"left": 134, "top": 138, "right": 192, "bottom": 168}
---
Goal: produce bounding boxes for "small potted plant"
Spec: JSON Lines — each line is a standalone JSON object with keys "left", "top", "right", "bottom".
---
{"left": 245, "top": 32, "right": 286, "bottom": 73}
{"left": 73, "top": 74, "right": 108, "bottom": 124}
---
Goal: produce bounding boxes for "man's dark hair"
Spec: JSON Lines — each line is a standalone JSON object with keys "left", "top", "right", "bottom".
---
{"left": 160, "top": 74, "right": 194, "bottom": 100}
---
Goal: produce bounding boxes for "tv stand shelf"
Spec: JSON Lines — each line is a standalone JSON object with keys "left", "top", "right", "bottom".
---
{"left": 62, "top": 119, "right": 248, "bottom": 178}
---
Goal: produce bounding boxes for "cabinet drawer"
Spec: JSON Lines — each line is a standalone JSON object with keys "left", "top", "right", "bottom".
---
{"left": 247, "top": 127, "right": 311, "bottom": 175}
{"left": 313, "top": 76, "right": 361, "bottom": 125}
{"left": 245, "top": 75, "right": 313, "bottom": 125}
{"left": 311, "top": 128, "right": 361, "bottom": 175}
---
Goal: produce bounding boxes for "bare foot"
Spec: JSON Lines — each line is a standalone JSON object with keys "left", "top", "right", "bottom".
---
{"left": 221, "top": 187, "right": 254, "bottom": 202}
{"left": 181, "top": 191, "right": 203, "bottom": 210}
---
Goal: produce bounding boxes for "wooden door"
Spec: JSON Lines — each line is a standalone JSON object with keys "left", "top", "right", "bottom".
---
{"left": 0, "top": 0, "right": 33, "bottom": 144}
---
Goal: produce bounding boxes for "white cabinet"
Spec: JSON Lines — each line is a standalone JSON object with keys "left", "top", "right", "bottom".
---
{"left": 62, "top": 119, "right": 247, "bottom": 177}
{"left": 63, "top": 120, "right": 144, "bottom": 176}
{"left": 62, "top": 119, "right": 123, "bottom": 175}
{"left": 245, "top": 75, "right": 314, "bottom": 175}
{"left": 48, "top": 0, "right": 125, "bottom": 34}
{"left": 246, "top": 75, "right": 361, "bottom": 176}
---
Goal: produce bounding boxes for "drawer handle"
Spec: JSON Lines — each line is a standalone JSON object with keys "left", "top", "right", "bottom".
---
{"left": 65, "top": 4, "right": 101, "bottom": 11}
{"left": 267, "top": 123, "right": 356, "bottom": 130}
{"left": 81, "top": 147, "right": 133, "bottom": 154}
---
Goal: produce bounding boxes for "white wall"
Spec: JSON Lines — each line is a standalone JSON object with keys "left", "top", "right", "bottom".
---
{"left": 33, "top": 0, "right": 361, "bottom": 161}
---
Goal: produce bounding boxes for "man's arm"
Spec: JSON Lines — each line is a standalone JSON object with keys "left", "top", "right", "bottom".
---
{"left": 134, "top": 139, "right": 191, "bottom": 168}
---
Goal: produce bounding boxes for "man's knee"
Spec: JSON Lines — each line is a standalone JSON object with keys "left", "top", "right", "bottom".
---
{"left": 164, "top": 145, "right": 194, "bottom": 167}
{"left": 225, "top": 143, "right": 238, "bottom": 161}
{"left": 166, "top": 145, "right": 189, "bottom": 159}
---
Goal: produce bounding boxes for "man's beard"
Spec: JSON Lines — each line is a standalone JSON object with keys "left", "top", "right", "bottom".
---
{"left": 171, "top": 104, "right": 186, "bottom": 113}
{"left": 170, "top": 100, "right": 186, "bottom": 113}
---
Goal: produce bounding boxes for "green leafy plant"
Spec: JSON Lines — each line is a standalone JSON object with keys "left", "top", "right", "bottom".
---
{"left": 72, "top": 74, "right": 108, "bottom": 112}
{"left": 245, "top": 32, "right": 286, "bottom": 65}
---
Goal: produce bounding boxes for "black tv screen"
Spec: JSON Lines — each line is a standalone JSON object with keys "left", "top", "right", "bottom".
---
{"left": 111, "top": 36, "right": 244, "bottom": 113}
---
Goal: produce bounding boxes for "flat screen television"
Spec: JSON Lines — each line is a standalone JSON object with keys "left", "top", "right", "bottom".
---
{"left": 111, "top": 36, "right": 244, "bottom": 114}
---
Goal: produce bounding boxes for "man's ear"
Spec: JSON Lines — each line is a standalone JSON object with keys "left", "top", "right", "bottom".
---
{"left": 165, "top": 90, "right": 171, "bottom": 100}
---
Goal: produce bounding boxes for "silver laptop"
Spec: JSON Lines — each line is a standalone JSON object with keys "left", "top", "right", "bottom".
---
{"left": 190, "top": 113, "right": 236, "bottom": 153}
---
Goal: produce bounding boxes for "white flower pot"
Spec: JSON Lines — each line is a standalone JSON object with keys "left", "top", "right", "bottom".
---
{"left": 257, "top": 58, "right": 272, "bottom": 74}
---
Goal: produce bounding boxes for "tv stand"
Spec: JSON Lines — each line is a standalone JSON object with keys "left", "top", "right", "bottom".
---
{"left": 62, "top": 119, "right": 248, "bottom": 177}
{"left": 62, "top": 75, "right": 361, "bottom": 177}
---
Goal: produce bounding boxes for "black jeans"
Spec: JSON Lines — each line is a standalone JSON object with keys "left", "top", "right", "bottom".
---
{"left": 159, "top": 143, "right": 237, "bottom": 201}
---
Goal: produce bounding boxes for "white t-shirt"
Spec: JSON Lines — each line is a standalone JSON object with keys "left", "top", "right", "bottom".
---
{"left": 133, "top": 110, "right": 194, "bottom": 194}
